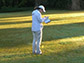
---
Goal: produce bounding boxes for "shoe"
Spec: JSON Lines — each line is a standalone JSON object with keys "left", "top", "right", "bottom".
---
{"left": 36, "top": 52, "right": 42, "bottom": 55}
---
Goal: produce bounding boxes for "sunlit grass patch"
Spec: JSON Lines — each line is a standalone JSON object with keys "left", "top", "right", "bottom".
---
{"left": 0, "top": 16, "right": 32, "bottom": 23}
{"left": 0, "top": 23, "right": 32, "bottom": 29}
{"left": 0, "top": 10, "right": 84, "bottom": 29}
{"left": 0, "top": 10, "right": 84, "bottom": 63}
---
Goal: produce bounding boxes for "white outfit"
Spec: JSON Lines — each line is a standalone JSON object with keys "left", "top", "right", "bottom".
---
{"left": 32, "top": 10, "right": 44, "bottom": 31}
{"left": 32, "top": 9, "right": 46, "bottom": 54}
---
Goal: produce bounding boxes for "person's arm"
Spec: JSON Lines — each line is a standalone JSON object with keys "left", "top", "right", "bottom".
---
{"left": 36, "top": 12, "right": 48, "bottom": 23}
{"left": 36, "top": 13, "right": 44, "bottom": 23}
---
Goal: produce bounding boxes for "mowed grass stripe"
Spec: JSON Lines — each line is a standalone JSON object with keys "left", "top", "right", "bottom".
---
{"left": 0, "top": 10, "right": 84, "bottom": 63}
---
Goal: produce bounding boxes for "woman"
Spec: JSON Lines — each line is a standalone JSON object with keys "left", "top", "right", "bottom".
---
{"left": 32, "top": 5, "right": 48, "bottom": 55}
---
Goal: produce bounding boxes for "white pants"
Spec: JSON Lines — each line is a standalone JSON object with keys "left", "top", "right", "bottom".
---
{"left": 32, "top": 30, "right": 42, "bottom": 53}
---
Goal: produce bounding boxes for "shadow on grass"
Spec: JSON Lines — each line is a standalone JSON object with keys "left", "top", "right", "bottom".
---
{"left": 43, "top": 22, "right": 84, "bottom": 41}
{"left": 0, "top": 43, "right": 84, "bottom": 63}
{"left": 0, "top": 17, "right": 79, "bottom": 25}
{"left": 0, "top": 11, "right": 32, "bottom": 18}
{"left": 44, "top": 10, "right": 80, "bottom": 15}
{"left": 0, "top": 22, "right": 84, "bottom": 48}
{"left": 0, "top": 21, "right": 32, "bottom": 25}
{"left": 0, "top": 27, "right": 32, "bottom": 48}
{"left": 0, "top": 10, "right": 81, "bottom": 18}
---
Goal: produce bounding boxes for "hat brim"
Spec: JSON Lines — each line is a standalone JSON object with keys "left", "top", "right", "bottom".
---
{"left": 42, "top": 9, "right": 46, "bottom": 12}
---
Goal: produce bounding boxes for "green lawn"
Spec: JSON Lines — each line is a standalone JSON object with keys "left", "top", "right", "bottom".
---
{"left": 0, "top": 10, "right": 84, "bottom": 63}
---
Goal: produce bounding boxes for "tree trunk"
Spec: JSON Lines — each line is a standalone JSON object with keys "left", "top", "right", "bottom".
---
{"left": 2, "top": 0, "right": 6, "bottom": 7}
{"left": 9, "top": 0, "right": 13, "bottom": 7}
{"left": 35, "top": 0, "right": 40, "bottom": 6}
{"left": 71, "top": 0, "right": 80, "bottom": 10}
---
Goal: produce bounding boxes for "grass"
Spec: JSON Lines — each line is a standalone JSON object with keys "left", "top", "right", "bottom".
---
{"left": 0, "top": 10, "right": 84, "bottom": 63}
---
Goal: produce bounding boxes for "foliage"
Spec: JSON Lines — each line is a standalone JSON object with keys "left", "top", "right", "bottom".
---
{"left": 0, "top": 0, "right": 34, "bottom": 8}
{"left": 0, "top": 0, "right": 84, "bottom": 11}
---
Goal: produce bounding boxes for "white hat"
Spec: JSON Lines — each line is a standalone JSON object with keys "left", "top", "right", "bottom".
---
{"left": 38, "top": 5, "right": 46, "bottom": 12}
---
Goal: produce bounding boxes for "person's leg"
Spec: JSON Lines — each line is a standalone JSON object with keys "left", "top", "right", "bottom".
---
{"left": 32, "top": 31, "right": 37, "bottom": 53}
{"left": 36, "top": 30, "right": 42, "bottom": 54}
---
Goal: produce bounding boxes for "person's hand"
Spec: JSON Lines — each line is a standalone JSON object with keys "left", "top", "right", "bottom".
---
{"left": 44, "top": 16, "right": 49, "bottom": 19}
{"left": 42, "top": 16, "right": 49, "bottom": 22}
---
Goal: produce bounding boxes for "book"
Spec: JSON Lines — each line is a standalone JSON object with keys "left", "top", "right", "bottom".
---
{"left": 44, "top": 17, "right": 51, "bottom": 23}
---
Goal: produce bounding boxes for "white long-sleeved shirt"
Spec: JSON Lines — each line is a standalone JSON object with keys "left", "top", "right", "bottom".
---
{"left": 32, "top": 10, "right": 44, "bottom": 31}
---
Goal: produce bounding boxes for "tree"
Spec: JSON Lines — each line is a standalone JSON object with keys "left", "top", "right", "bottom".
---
{"left": 71, "top": 0, "right": 80, "bottom": 10}
{"left": 0, "top": 0, "right": 84, "bottom": 10}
